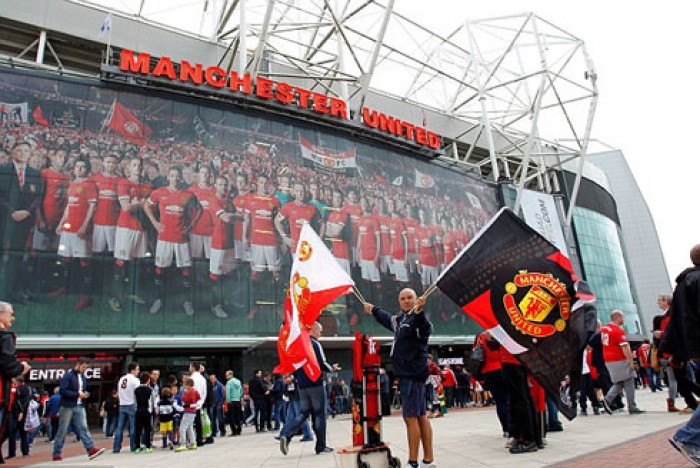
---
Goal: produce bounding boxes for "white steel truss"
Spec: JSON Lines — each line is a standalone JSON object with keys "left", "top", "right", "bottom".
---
{"left": 49, "top": 1, "right": 598, "bottom": 222}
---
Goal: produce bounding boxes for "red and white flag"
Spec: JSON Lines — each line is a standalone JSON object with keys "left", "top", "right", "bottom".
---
{"left": 275, "top": 223, "right": 354, "bottom": 379}
{"left": 414, "top": 168, "right": 435, "bottom": 189}
{"left": 107, "top": 100, "right": 151, "bottom": 146}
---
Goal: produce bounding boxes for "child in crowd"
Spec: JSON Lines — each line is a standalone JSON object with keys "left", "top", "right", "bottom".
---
{"left": 175, "top": 378, "right": 200, "bottom": 452}
{"left": 134, "top": 372, "right": 154, "bottom": 453}
{"left": 157, "top": 387, "right": 175, "bottom": 449}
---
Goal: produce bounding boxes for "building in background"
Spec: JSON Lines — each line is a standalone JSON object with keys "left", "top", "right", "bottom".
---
{"left": 0, "top": 0, "right": 664, "bottom": 383}
{"left": 587, "top": 150, "right": 671, "bottom": 334}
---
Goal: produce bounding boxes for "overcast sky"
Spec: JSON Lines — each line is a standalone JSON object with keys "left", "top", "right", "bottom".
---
{"left": 395, "top": 1, "right": 700, "bottom": 286}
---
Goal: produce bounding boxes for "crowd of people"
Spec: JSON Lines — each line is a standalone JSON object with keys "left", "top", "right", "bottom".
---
{"left": 0, "top": 86, "right": 498, "bottom": 332}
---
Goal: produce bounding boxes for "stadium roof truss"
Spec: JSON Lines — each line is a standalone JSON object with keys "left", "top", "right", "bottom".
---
{"left": 4, "top": 0, "right": 599, "bottom": 225}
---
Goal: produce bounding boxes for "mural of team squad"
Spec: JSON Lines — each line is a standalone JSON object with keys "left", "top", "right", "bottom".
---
{"left": 0, "top": 78, "right": 498, "bottom": 326}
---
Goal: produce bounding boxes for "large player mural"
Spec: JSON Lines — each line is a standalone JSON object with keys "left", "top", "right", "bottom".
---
{"left": 0, "top": 69, "right": 501, "bottom": 337}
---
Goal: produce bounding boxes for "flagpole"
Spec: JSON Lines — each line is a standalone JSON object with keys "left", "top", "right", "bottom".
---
{"left": 352, "top": 287, "right": 367, "bottom": 305}
{"left": 105, "top": 11, "right": 113, "bottom": 65}
{"left": 410, "top": 282, "right": 440, "bottom": 314}
{"left": 100, "top": 97, "right": 116, "bottom": 135}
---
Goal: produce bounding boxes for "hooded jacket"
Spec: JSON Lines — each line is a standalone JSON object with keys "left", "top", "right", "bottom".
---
{"left": 660, "top": 266, "right": 700, "bottom": 360}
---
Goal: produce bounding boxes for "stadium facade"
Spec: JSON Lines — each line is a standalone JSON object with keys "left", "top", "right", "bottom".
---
{"left": 0, "top": 0, "right": 665, "bottom": 406}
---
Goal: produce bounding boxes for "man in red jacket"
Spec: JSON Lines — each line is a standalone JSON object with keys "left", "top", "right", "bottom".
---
{"left": 441, "top": 366, "right": 457, "bottom": 409}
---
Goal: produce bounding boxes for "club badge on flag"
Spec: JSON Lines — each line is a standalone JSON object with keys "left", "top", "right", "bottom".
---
{"left": 436, "top": 208, "right": 597, "bottom": 420}
{"left": 275, "top": 223, "right": 354, "bottom": 379}
{"left": 414, "top": 168, "right": 435, "bottom": 189}
{"left": 107, "top": 100, "right": 151, "bottom": 146}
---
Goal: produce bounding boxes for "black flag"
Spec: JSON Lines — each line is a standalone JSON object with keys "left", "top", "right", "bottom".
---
{"left": 436, "top": 208, "right": 597, "bottom": 420}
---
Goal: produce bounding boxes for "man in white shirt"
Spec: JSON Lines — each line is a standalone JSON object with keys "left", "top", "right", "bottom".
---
{"left": 189, "top": 361, "right": 208, "bottom": 446}
{"left": 113, "top": 362, "right": 140, "bottom": 453}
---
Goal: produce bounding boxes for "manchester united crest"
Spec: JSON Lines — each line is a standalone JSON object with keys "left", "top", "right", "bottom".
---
{"left": 502, "top": 270, "right": 571, "bottom": 338}
{"left": 298, "top": 240, "right": 313, "bottom": 262}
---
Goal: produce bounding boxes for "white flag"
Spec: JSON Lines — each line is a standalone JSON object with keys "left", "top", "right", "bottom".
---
{"left": 466, "top": 191, "right": 482, "bottom": 209}
{"left": 392, "top": 176, "right": 403, "bottom": 186}
{"left": 98, "top": 13, "right": 113, "bottom": 40}
{"left": 414, "top": 168, "right": 435, "bottom": 189}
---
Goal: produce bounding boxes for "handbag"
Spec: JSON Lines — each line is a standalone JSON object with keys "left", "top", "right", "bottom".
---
{"left": 650, "top": 345, "right": 660, "bottom": 371}
{"left": 467, "top": 344, "right": 485, "bottom": 377}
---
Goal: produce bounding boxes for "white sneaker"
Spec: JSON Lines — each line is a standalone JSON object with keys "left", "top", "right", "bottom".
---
{"left": 420, "top": 462, "right": 437, "bottom": 468}
{"left": 183, "top": 301, "right": 195, "bottom": 316}
{"left": 149, "top": 298, "right": 162, "bottom": 314}
{"left": 212, "top": 304, "right": 229, "bottom": 318}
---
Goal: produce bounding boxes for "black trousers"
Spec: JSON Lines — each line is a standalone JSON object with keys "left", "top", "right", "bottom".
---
{"left": 252, "top": 398, "right": 268, "bottom": 431}
{"left": 134, "top": 411, "right": 152, "bottom": 449}
{"left": 674, "top": 363, "right": 700, "bottom": 410}
{"left": 502, "top": 363, "right": 535, "bottom": 443}
{"left": 227, "top": 402, "right": 242, "bottom": 434}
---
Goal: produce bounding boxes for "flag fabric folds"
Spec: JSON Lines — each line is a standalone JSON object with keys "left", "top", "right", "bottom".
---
{"left": 275, "top": 223, "right": 354, "bottom": 379}
{"left": 98, "top": 13, "right": 112, "bottom": 40}
{"left": 436, "top": 208, "right": 597, "bottom": 420}
{"left": 107, "top": 101, "right": 151, "bottom": 146}
{"left": 32, "top": 106, "right": 48, "bottom": 127}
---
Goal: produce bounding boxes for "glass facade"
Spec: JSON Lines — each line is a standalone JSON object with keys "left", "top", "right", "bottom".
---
{"left": 0, "top": 68, "right": 500, "bottom": 340}
{"left": 572, "top": 207, "right": 642, "bottom": 334}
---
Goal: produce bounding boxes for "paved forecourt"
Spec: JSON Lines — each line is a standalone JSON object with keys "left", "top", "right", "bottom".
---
{"left": 26, "top": 389, "right": 693, "bottom": 468}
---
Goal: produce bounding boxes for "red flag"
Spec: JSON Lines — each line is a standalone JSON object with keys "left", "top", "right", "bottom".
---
{"left": 32, "top": 106, "right": 48, "bottom": 127}
{"left": 273, "top": 296, "right": 321, "bottom": 380}
{"left": 108, "top": 101, "right": 151, "bottom": 146}
{"left": 275, "top": 223, "right": 354, "bottom": 379}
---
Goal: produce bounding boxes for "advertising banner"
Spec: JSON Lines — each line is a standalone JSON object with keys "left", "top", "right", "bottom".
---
{"left": 520, "top": 189, "right": 569, "bottom": 257}
{"left": 0, "top": 68, "right": 501, "bottom": 339}
{"left": 299, "top": 137, "right": 357, "bottom": 171}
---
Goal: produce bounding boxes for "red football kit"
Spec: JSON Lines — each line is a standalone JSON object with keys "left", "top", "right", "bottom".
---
{"left": 357, "top": 214, "right": 380, "bottom": 261}
{"left": 210, "top": 196, "right": 234, "bottom": 250}
{"left": 389, "top": 217, "right": 406, "bottom": 260}
{"left": 117, "top": 179, "right": 152, "bottom": 231}
{"left": 190, "top": 185, "right": 215, "bottom": 236}
{"left": 326, "top": 208, "right": 349, "bottom": 260}
{"left": 63, "top": 179, "right": 97, "bottom": 233}
{"left": 40, "top": 168, "right": 69, "bottom": 228}
{"left": 91, "top": 173, "right": 121, "bottom": 226}
{"left": 442, "top": 230, "right": 457, "bottom": 265}
{"left": 246, "top": 195, "right": 280, "bottom": 246}
{"left": 148, "top": 187, "right": 198, "bottom": 243}
{"left": 414, "top": 225, "right": 438, "bottom": 267}
{"left": 279, "top": 201, "right": 318, "bottom": 248}
{"left": 343, "top": 203, "right": 362, "bottom": 247}
{"left": 404, "top": 218, "right": 419, "bottom": 255}
{"left": 233, "top": 192, "right": 252, "bottom": 241}
{"left": 638, "top": 343, "right": 651, "bottom": 367}
{"left": 601, "top": 322, "right": 628, "bottom": 362}
{"left": 377, "top": 214, "right": 391, "bottom": 256}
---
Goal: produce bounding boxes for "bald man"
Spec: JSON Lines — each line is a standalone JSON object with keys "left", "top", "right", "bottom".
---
{"left": 364, "top": 289, "right": 435, "bottom": 468}
{"left": 600, "top": 310, "right": 644, "bottom": 415}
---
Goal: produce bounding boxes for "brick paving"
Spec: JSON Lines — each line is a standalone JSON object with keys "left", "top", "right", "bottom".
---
{"left": 553, "top": 426, "right": 695, "bottom": 468}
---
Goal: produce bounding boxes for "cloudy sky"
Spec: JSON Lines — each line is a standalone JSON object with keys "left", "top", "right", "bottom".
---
{"left": 396, "top": 1, "right": 700, "bottom": 285}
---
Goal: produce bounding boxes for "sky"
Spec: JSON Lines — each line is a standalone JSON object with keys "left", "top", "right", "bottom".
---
{"left": 396, "top": 1, "right": 700, "bottom": 285}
